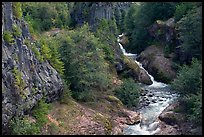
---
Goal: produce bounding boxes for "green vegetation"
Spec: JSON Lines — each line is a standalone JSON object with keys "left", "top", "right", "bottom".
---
{"left": 171, "top": 58, "right": 202, "bottom": 125}
{"left": 174, "top": 2, "right": 196, "bottom": 21}
{"left": 22, "top": 2, "right": 71, "bottom": 33}
{"left": 5, "top": 2, "right": 202, "bottom": 135}
{"left": 171, "top": 58, "right": 201, "bottom": 95}
{"left": 12, "top": 24, "right": 21, "bottom": 37}
{"left": 3, "top": 31, "right": 15, "bottom": 45}
{"left": 176, "top": 4, "right": 202, "bottom": 63}
{"left": 12, "top": 66, "right": 26, "bottom": 94}
{"left": 124, "top": 2, "right": 177, "bottom": 53}
{"left": 10, "top": 100, "right": 51, "bottom": 135}
{"left": 40, "top": 39, "right": 52, "bottom": 60}
{"left": 95, "top": 18, "right": 118, "bottom": 46}
{"left": 94, "top": 113, "right": 112, "bottom": 135}
{"left": 50, "top": 24, "right": 113, "bottom": 102}
{"left": 32, "top": 99, "right": 51, "bottom": 127}
{"left": 12, "top": 2, "right": 22, "bottom": 19}
{"left": 114, "top": 78, "right": 140, "bottom": 108}
{"left": 31, "top": 45, "right": 44, "bottom": 63}
{"left": 10, "top": 116, "right": 40, "bottom": 135}
{"left": 42, "top": 37, "right": 64, "bottom": 76}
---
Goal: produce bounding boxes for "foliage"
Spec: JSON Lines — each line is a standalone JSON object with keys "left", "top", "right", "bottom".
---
{"left": 12, "top": 66, "right": 26, "bottom": 92}
{"left": 171, "top": 58, "right": 201, "bottom": 95}
{"left": 124, "top": 2, "right": 177, "bottom": 53}
{"left": 22, "top": 2, "right": 71, "bottom": 32}
{"left": 114, "top": 78, "right": 140, "bottom": 108}
{"left": 171, "top": 58, "right": 202, "bottom": 125}
{"left": 39, "top": 38, "right": 52, "bottom": 60}
{"left": 23, "top": 38, "right": 31, "bottom": 47}
{"left": 12, "top": 2, "right": 22, "bottom": 19}
{"left": 59, "top": 83, "right": 72, "bottom": 104}
{"left": 3, "top": 31, "right": 15, "bottom": 45}
{"left": 184, "top": 91, "right": 202, "bottom": 125}
{"left": 95, "top": 18, "right": 118, "bottom": 46}
{"left": 94, "top": 113, "right": 112, "bottom": 135}
{"left": 10, "top": 100, "right": 51, "bottom": 135}
{"left": 101, "top": 44, "right": 115, "bottom": 63}
{"left": 43, "top": 37, "right": 65, "bottom": 76}
{"left": 174, "top": 2, "right": 196, "bottom": 21}
{"left": 32, "top": 99, "right": 51, "bottom": 127}
{"left": 176, "top": 5, "right": 202, "bottom": 63}
{"left": 12, "top": 24, "right": 21, "bottom": 37}
{"left": 10, "top": 117, "right": 40, "bottom": 135}
{"left": 31, "top": 45, "right": 44, "bottom": 63}
{"left": 56, "top": 24, "right": 112, "bottom": 102}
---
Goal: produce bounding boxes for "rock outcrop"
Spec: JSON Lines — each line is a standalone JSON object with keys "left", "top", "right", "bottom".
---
{"left": 137, "top": 45, "right": 176, "bottom": 83}
{"left": 70, "top": 2, "right": 131, "bottom": 29}
{"left": 156, "top": 102, "right": 202, "bottom": 135}
{"left": 2, "top": 2, "right": 64, "bottom": 134}
{"left": 148, "top": 18, "right": 178, "bottom": 47}
{"left": 114, "top": 35, "right": 152, "bottom": 85}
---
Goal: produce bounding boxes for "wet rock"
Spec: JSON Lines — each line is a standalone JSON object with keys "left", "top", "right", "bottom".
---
{"left": 152, "top": 99, "right": 157, "bottom": 103}
{"left": 140, "top": 92, "right": 146, "bottom": 96}
{"left": 147, "top": 93, "right": 153, "bottom": 97}
{"left": 137, "top": 45, "right": 176, "bottom": 83}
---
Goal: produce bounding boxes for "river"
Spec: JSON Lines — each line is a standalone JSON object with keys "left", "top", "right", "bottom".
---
{"left": 117, "top": 34, "right": 178, "bottom": 135}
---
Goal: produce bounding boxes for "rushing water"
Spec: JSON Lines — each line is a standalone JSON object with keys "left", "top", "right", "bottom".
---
{"left": 117, "top": 34, "right": 177, "bottom": 135}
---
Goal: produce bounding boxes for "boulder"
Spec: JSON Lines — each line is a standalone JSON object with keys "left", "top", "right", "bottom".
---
{"left": 117, "top": 56, "right": 153, "bottom": 85}
{"left": 158, "top": 111, "right": 178, "bottom": 126}
{"left": 148, "top": 18, "right": 177, "bottom": 47}
{"left": 137, "top": 45, "right": 176, "bottom": 83}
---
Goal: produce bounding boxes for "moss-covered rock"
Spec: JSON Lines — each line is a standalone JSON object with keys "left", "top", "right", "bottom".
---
{"left": 120, "top": 56, "right": 152, "bottom": 85}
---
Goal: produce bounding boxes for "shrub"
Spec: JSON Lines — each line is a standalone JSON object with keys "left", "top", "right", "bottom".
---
{"left": 12, "top": 66, "right": 26, "bottom": 92}
{"left": 3, "top": 31, "right": 15, "bottom": 45}
{"left": 59, "top": 83, "right": 72, "bottom": 104}
{"left": 32, "top": 99, "right": 50, "bottom": 127}
{"left": 171, "top": 58, "right": 202, "bottom": 126}
{"left": 21, "top": 2, "right": 71, "bottom": 32}
{"left": 176, "top": 5, "right": 202, "bottom": 63}
{"left": 171, "top": 58, "right": 202, "bottom": 95}
{"left": 10, "top": 117, "right": 40, "bottom": 135}
{"left": 114, "top": 78, "right": 140, "bottom": 108}
{"left": 12, "top": 24, "right": 21, "bottom": 37}
{"left": 174, "top": 2, "right": 196, "bottom": 21}
{"left": 40, "top": 39, "right": 51, "bottom": 60}
{"left": 12, "top": 2, "right": 22, "bottom": 19}
{"left": 31, "top": 46, "right": 44, "bottom": 63}
{"left": 57, "top": 24, "right": 112, "bottom": 102}
{"left": 184, "top": 91, "right": 202, "bottom": 125}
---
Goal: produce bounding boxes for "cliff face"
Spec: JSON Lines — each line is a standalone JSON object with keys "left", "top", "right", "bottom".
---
{"left": 70, "top": 2, "right": 131, "bottom": 28}
{"left": 2, "top": 2, "right": 64, "bottom": 133}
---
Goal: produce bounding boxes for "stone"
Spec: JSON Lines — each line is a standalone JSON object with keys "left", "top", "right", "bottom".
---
{"left": 158, "top": 111, "right": 178, "bottom": 126}
{"left": 2, "top": 2, "right": 64, "bottom": 134}
{"left": 148, "top": 93, "right": 153, "bottom": 97}
{"left": 137, "top": 45, "right": 176, "bottom": 83}
{"left": 152, "top": 99, "right": 157, "bottom": 103}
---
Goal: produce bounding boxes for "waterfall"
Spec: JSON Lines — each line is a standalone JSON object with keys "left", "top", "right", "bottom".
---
{"left": 117, "top": 34, "right": 177, "bottom": 135}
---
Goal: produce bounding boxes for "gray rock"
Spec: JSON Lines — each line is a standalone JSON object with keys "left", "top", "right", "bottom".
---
{"left": 2, "top": 2, "right": 64, "bottom": 134}
{"left": 152, "top": 99, "right": 157, "bottom": 103}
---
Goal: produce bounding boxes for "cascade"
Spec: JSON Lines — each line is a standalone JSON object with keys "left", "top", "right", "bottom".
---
{"left": 117, "top": 34, "right": 177, "bottom": 135}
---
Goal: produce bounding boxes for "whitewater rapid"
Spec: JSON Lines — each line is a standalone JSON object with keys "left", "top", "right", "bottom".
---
{"left": 117, "top": 33, "right": 177, "bottom": 135}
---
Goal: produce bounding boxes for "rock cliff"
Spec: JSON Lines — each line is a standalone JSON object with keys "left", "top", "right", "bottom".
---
{"left": 2, "top": 2, "right": 64, "bottom": 133}
{"left": 70, "top": 2, "right": 131, "bottom": 29}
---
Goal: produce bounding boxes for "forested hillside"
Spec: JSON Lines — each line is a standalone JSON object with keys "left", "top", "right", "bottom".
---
{"left": 2, "top": 2, "right": 202, "bottom": 135}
